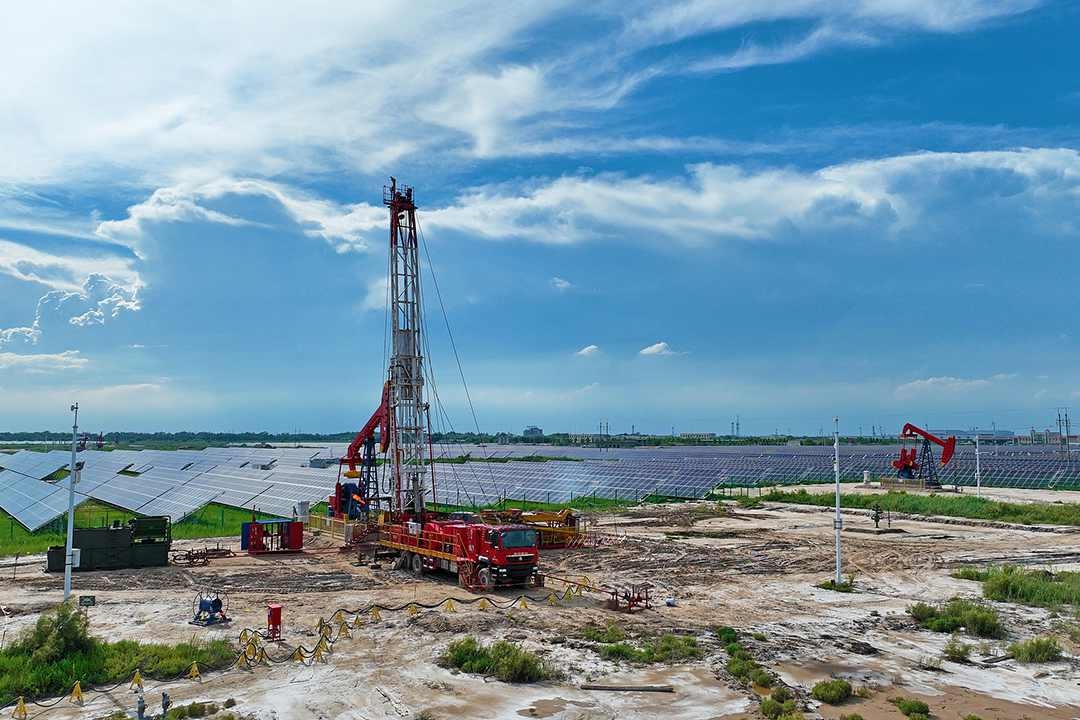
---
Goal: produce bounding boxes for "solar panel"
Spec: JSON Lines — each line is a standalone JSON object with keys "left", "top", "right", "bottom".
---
{"left": 138, "top": 486, "right": 222, "bottom": 521}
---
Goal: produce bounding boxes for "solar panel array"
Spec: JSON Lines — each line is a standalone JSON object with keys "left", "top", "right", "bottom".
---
{"left": 2, "top": 442, "right": 1077, "bottom": 532}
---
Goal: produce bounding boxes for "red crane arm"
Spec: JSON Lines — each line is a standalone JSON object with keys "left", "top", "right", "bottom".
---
{"left": 342, "top": 382, "right": 390, "bottom": 472}
{"left": 898, "top": 423, "right": 957, "bottom": 465}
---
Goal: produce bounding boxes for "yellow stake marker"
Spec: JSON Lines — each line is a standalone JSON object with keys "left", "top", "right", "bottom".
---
{"left": 352, "top": 613, "right": 364, "bottom": 629}
{"left": 331, "top": 609, "right": 344, "bottom": 625}
{"left": 444, "top": 599, "right": 456, "bottom": 613}
{"left": 407, "top": 603, "right": 419, "bottom": 616}
{"left": 478, "top": 598, "right": 490, "bottom": 611}
{"left": 562, "top": 586, "right": 574, "bottom": 601}
{"left": 547, "top": 593, "right": 558, "bottom": 606}
{"left": 338, "top": 622, "right": 351, "bottom": 638}
{"left": 129, "top": 669, "right": 143, "bottom": 692}
{"left": 256, "top": 648, "right": 271, "bottom": 666}
{"left": 11, "top": 697, "right": 27, "bottom": 720}
{"left": 187, "top": 661, "right": 202, "bottom": 681}
{"left": 370, "top": 607, "right": 382, "bottom": 622}
{"left": 69, "top": 681, "right": 84, "bottom": 706}
{"left": 518, "top": 597, "right": 529, "bottom": 610}
{"left": 290, "top": 647, "right": 306, "bottom": 663}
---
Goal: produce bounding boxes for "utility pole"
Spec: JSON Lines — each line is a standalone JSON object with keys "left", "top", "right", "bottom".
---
{"left": 64, "top": 403, "right": 79, "bottom": 602}
{"left": 833, "top": 417, "right": 842, "bottom": 586}
{"left": 975, "top": 431, "right": 982, "bottom": 498}
{"left": 735, "top": 415, "right": 740, "bottom": 438}
{"left": 1066, "top": 409, "right": 1072, "bottom": 461}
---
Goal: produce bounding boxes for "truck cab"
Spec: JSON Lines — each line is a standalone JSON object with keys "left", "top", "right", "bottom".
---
{"left": 405, "top": 518, "right": 542, "bottom": 589}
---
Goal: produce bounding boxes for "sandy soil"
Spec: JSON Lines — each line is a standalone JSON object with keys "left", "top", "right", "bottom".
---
{"left": 2, "top": 497, "right": 1078, "bottom": 720}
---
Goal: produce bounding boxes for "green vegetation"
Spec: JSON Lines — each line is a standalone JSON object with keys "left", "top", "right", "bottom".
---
{"left": 1009, "top": 636, "right": 1063, "bottom": 663}
{"left": 750, "top": 667, "right": 774, "bottom": 687}
{"left": 581, "top": 623, "right": 626, "bottom": 643}
{"left": 890, "top": 697, "right": 931, "bottom": 718}
{"left": 839, "top": 715, "right": 865, "bottom": 720}
{"left": 166, "top": 702, "right": 219, "bottom": 719}
{"left": 907, "top": 598, "right": 1004, "bottom": 638}
{"left": 440, "top": 637, "right": 558, "bottom": 683}
{"left": 942, "top": 635, "right": 972, "bottom": 663}
{"left": 952, "top": 565, "right": 1080, "bottom": 609}
{"left": 0, "top": 603, "right": 235, "bottom": 706}
{"left": 811, "top": 679, "right": 852, "bottom": 704}
{"left": 713, "top": 626, "right": 739, "bottom": 644}
{"left": 759, "top": 489, "right": 1080, "bottom": 526}
{"left": 0, "top": 502, "right": 280, "bottom": 557}
{"left": 597, "top": 634, "right": 702, "bottom": 664}
{"left": 751, "top": 631, "right": 767, "bottom": 641}
{"left": 817, "top": 576, "right": 857, "bottom": 593}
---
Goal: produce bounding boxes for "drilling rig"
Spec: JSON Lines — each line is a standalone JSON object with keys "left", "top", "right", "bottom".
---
{"left": 331, "top": 179, "right": 543, "bottom": 590}
{"left": 891, "top": 423, "right": 957, "bottom": 489}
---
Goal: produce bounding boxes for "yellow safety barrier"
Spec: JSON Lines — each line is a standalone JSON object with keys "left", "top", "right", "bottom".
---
{"left": 370, "top": 607, "right": 382, "bottom": 621}
{"left": 444, "top": 599, "right": 456, "bottom": 613}
{"left": 563, "top": 586, "right": 574, "bottom": 601}
{"left": 69, "top": 681, "right": 84, "bottom": 706}
{"left": 255, "top": 647, "right": 272, "bottom": 666}
{"left": 337, "top": 622, "right": 352, "bottom": 639}
{"left": 187, "top": 661, "right": 202, "bottom": 681}
{"left": 547, "top": 593, "right": 558, "bottom": 606}
{"left": 352, "top": 613, "right": 365, "bottom": 629}
{"left": 130, "top": 669, "right": 144, "bottom": 692}
{"left": 318, "top": 619, "right": 332, "bottom": 638}
{"left": 290, "top": 647, "right": 307, "bottom": 663}
{"left": 312, "top": 638, "right": 330, "bottom": 662}
{"left": 517, "top": 597, "right": 529, "bottom": 610}
{"left": 331, "top": 609, "right": 345, "bottom": 625}
{"left": 478, "top": 598, "right": 490, "bottom": 611}
{"left": 11, "top": 697, "right": 27, "bottom": 720}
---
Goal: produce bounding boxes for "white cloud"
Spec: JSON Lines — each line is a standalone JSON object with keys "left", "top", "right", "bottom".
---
{"left": 575, "top": 344, "right": 600, "bottom": 357}
{"left": 0, "top": 350, "right": 87, "bottom": 371}
{"left": 639, "top": 341, "right": 676, "bottom": 356}
{"left": 96, "top": 179, "right": 386, "bottom": 256}
{"left": 0, "top": 238, "right": 139, "bottom": 292}
{"left": 894, "top": 373, "right": 1017, "bottom": 397}
{"left": 551, "top": 276, "right": 573, "bottom": 291}
{"left": 625, "top": 1, "right": 1040, "bottom": 54}
{"left": 0, "top": 274, "right": 140, "bottom": 349}
{"left": 360, "top": 276, "right": 389, "bottom": 313}
{"left": 425, "top": 148, "right": 1080, "bottom": 246}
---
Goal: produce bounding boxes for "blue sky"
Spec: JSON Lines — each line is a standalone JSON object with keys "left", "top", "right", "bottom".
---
{"left": 2, "top": 1, "right": 1079, "bottom": 436}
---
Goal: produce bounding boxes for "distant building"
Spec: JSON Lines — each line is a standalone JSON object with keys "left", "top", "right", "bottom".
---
{"left": 522, "top": 426, "right": 544, "bottom": 439}
{"left": 679, "top": 432, "right": 716, "bottom": 441}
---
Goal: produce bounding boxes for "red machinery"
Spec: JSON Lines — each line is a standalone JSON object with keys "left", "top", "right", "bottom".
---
{"left": 242, "top": 519, "right": 304, "bottom": 555}
{"left": 329, "top": 383, "right": 389, "bottom": 520}
{"left": 381, "top": 517, "right": 542, "bottom": 590}
{"left": 892, "top": 423, "right": 957, "bottom": 488}
{"left": 266, "top": 603, "right": 283, "bottom": 641}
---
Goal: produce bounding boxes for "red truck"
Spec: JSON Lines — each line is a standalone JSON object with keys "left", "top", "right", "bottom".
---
{"left": 380, "top": 513, "right": 543, "bottom": 590}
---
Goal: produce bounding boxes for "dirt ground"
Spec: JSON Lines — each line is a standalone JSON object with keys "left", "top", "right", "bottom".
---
{"left": 1, "top": 487, "right": 1078, "bottom": 720}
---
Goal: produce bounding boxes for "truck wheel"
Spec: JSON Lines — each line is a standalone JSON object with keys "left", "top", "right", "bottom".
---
{"left": 477, "top": 567, "right": 493, "bottom": 590}
{"left": 410, "top": 552, "right": 423, "bottom": 575}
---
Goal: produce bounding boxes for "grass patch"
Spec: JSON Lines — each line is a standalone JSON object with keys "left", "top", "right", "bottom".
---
{"left": 760, "top": 695, "right": 801, "bottom": 719}
{"left": 597, "top": 634, "right": 702, "bottom": 664}
{"left": 0, "top": 602, "right": 235, "bottom": 706}
{"left": 943, "top": 635, "right": 972, "bottom": 663}
{"left": 839, "top": 715, "right": 865, "bottom": 720}
{"left": 751, "top": 631, "right": 768, "bottom": 641}
{"left": 907, "top": 597, "right": 1004, "bottom": 638}
{"left": 817, "top": 576, "right": 856, "bottom": 593}
{"left": 811, "top": 678, "right": 852, "bottom": 704}
{"left": 166, "top": 702, "right": 219, "bottom": 719}
{"left": 440, "top": 636, "right": 558, "bottom": 683}
{"left": 713, "top": 626, "right": 739, "bottom": 644}
{"left": 952, "top": 565, "right": 1080, "bottom": 609}
{"left": 889, "top": 697, "right": 930, "bottom": 717}
{"left": 1009, "top": 636, "right": 1063, "bottom": 663}
{"left": 759, "top": 489, "right": 1080, "bottom": 527}
{"left": 581, "top": 623, "right": 626, "bottom": 643}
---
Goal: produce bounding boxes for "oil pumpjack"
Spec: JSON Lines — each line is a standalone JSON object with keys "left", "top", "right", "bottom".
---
{"left": 891, "top": 423, "right": 957, "bottom": 489}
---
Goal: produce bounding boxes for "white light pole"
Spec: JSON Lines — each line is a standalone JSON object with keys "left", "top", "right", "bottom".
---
{"left": 975, "top": 431, "right": 982, "bottom": 498}
{"left": 63, "top": 403, "right": 78, "bottom": 602}
{"left": 833, "top": 416, "right": 842, "bottom": 586}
